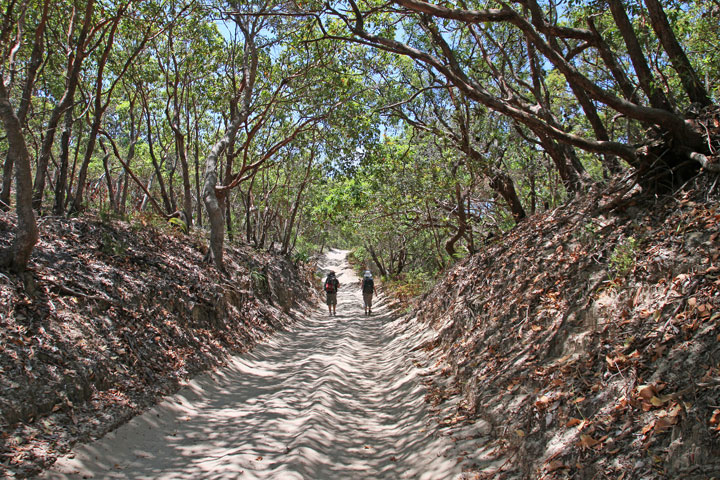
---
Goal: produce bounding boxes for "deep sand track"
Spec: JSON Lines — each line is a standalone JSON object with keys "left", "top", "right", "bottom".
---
{"left": 41, "top": 250, "right": 461, "bottom": 479}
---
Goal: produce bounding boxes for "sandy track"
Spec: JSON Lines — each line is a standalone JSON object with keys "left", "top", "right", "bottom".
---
{"left": 41, "top": 250, "right": 460, "bottom": 479}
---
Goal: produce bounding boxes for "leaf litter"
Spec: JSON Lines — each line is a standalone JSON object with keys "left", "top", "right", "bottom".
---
{"left": 409, "top": 175, "right": 720, "bottom": 479}
{"left": 0, "top": 213, "right": 317, "bottom": 478}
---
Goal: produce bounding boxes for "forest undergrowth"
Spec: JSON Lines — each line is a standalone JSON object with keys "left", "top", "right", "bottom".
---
{"left": 411, "top": 174, "right": 720, "bottom": 479}
{"left": 0, "top": 214, "right": 317, "bottom": 478}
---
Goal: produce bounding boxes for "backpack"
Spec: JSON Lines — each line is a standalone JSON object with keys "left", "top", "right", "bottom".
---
{"left": 324, "top": 276, "right": 337, "bottom": 293}
{"left": 362, "top": 277, "right": 374, "bottom": 294}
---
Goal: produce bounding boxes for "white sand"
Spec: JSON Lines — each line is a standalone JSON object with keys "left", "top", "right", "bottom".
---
{"left": 41, "top": 249, "right": 461, "bottom": 479}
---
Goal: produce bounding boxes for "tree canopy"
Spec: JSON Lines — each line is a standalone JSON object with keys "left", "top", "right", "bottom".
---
{"left": 0, "top": 0, "right": 718, "bottom": 277}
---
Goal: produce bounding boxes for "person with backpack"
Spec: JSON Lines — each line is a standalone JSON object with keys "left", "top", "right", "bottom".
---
{"left": 361, "top": 270, "right": 375, "bottom": 316}
{"left": 324, "top": 271, "right": 340, "bottom": 316}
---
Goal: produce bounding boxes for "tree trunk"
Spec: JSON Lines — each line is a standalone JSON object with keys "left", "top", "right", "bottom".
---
{"left": 607, "top": 0, "right": 672, "bottom": 111}
{"left": 168, "top": 155, "right": 177, "bottom": 213}
{"left": 445, "top": 184, "right": 470, "bottom": 258}
{"left": 0, "top": 0, "right": 49, "bottom": 210}
{"left": 101, "top": 152, "right": 116, "bottom": 211}
{"left": 244, "top": 185, "right": 254, "bottom": 244}
{"left": 32, "top": 0, "right": 94, "bottom": 212}
{"left": 70, "top": 3, "right": 129, "bottom": 214}
{"left": 643, "top": 0, "right": 710, "bottom": 107}
{"left": 225, "top": 193, "right": 233, "bottom": 243}
{"left": 536, "top": 131, "right": 585, "bottom": 193}
{"left": 193, "top": 105, "right": 202, "bottom": 226}
{"left": 174, "top": 129, "right": 193, "bottom": 227}
{"left": 0, "top": 83, "right": 38, "bottom": 272}
{"left": 69, "top": 116, "right": 102, "bottom": 213}
{"left": 203, "top": 166, "right": 226, "bottom": 272}
{"left": 524, "top": 2, "right": 622, "bottom": 175}
{"left": 53, "top": 104, "right": 74, "bottom": 215}
{"left": 367, "top": 245, "right": 388, "bottom": 277}
{"left": 202, "top": 111, "right": 246, "bottom": 272}
{"left": 587, "top": 16, "right": 640, "bottom": 105}
{"left": 141, "top": 87, "right": 173, "bottom": 213}
{"left": 281, "top": 153, "right": 314, "bottom": 255}
{"left": 119, "top": 105, "right": 137, "bottom": 215}
{"left": 489, "top": 169, "right": 526, "bottom": 222}
{"left": 425, "top": 199, "right": 446, "bottom": 270}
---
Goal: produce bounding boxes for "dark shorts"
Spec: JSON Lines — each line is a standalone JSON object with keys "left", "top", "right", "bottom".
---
{"left": 363, "top": 293, "right": 373, "bottom": 308}
{"left": 326, "top": 292, "right": 337, "bottom": 306}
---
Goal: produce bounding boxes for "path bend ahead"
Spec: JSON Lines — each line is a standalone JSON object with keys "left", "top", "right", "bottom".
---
{"left": 42, "top": 250, "right": 461, "bottom": 479}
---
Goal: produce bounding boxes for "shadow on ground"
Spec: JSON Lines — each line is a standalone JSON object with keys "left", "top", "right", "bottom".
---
{"left": 41, "top": 250, "right": 460, "bottom": 480}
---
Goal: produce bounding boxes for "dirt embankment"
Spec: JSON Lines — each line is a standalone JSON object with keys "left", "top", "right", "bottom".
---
{"left": 0, "top": 213, "right": 317, "bottom": 478}
{"left": 412, "top": 177, "right": 720, "bottom": 479}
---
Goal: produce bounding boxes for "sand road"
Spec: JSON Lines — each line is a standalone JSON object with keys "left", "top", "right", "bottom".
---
{"left": 41, "top": 250, "right": 460, "bottom": 479}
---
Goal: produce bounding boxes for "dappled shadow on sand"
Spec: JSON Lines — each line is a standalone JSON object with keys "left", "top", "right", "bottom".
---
{"left": 42, "top": 251, "right": 460, "bottom": 479}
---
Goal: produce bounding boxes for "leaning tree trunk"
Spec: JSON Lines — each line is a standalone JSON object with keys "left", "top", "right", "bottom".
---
{"left": 0, "top": 83, "right": 38, "bottom": 272}
{"left": 281, "top": 154, "right": 313, "bottom": 255}
{"left": 0, "top": 0, "right": 49, "bottom": 210}
{"left": 535, "top": 130, "right": 586, "bottom": 193}
{"left": 445, "top": 184, "right": 470, "bottom": 258}
{"left": 202, "top": 9, "right": 259, "bottom": 271}
{"left": 367, "top": 245, "right": 388, "bottom": 277}
{"left": 70, "top": 116, "right": 103, "bottom": 213}
{"left": 32, "top": 0, "right": 93, "bottom": 212}
{"left": 202, "top": 114, "right": 245, "bottom": 272}
{"left": 643, "top": 0, "right": 710, "bottom": 107}
{"left": 489, "top": 169, "right": 526, "bottom": 223}
{"left": 608, "top": 0, "right": 672, "bottom": 111}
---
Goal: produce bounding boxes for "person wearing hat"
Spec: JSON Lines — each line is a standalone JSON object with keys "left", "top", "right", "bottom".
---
{"left": 361, "top": 270, "right": 375, "bottom": 316}
{"left": 323, "top": 270, "right": 340, "bottom": 316}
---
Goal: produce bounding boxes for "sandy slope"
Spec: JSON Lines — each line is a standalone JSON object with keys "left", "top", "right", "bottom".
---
{"left": 40, "top": 250, "right": 460, "bottom": 479}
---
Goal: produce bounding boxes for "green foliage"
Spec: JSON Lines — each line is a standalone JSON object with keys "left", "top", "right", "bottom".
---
{"left": 99, "top": 232, "right": 127, "bottom": 257}
{"left": 98, "top": 204, "right": 125, "bottom": 224}
{"left": 250, "top": 268, "right": 269, "bottom": 296}
{"left": 6, "top": 0, "right": 717, "bottom": 300}
{"left": 383, "top": 270, "right": 437, "bottom": 313}
{"left": 575, "top": 221, "right": 600, "bottom": 248}
{"left": 292, "top": 250, "right": 311, "bottom": 264}
{"left": 168, "top": 217, "right": 188, "bottom": 234}
{"left": 609, "top": 236, "right": 639, "bottom": 279}
{"left": 347, "top": 246, "right": 368, "bottom": 268}
{"left": 290, "top": 236, "right": 317, "bottom": 264}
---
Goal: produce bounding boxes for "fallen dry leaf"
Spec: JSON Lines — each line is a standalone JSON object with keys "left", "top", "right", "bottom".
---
{"left": 650, "top": 395, "right": 669, "bottom": 407}
{"left": 545, "top": 460, "right": 568, "bottom": 473}
{"left": 578, "top": 434, "right": 600, "bottom": 449}
{"left": 654, "top": 417, "right": 676, "bottom": 432}
{"left": 566, "top": 417, "right": 583, "bottom": 427}
{"left": 637, "top": 384, "right": 656, "bottom": 401}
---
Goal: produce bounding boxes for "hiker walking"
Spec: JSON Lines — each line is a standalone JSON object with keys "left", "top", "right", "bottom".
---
{"left": 324, "top": 271, "right": 340, "bottom": 316}
{"left": 361, "top": 270, "right": 375, "bottom": 316}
